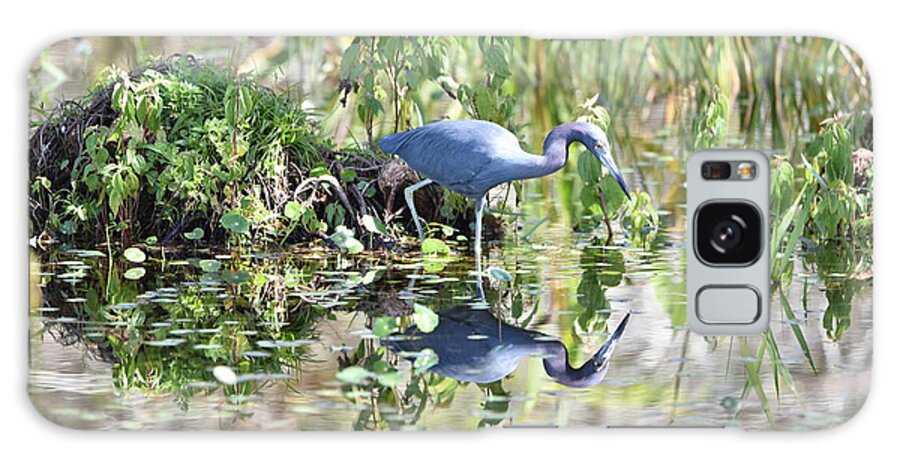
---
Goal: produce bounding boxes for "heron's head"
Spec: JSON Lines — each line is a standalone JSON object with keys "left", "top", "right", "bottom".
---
{"left": 579, "top": 123, "right": 630, "bottom": 200}
{"left": 551, "top": 312, "right": 631, "bottom": 388}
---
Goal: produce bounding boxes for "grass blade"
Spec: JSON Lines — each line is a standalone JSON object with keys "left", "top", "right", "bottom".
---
{"left": 779, "top": 287, "right": 817, "bottom": 374}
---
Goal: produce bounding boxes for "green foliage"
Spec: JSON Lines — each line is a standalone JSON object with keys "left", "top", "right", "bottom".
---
{"left": 454, "top": 38, "right": 520, "bottom": 126}
{"left": 123, "top": 267, "right": 146, "bottom": 280}
{"left": 412, "top": 304, "right": 439, "bottom": 333}
{"left": 123, "top": 247, "right": 146, "bottom": 263}
{"left": 693, "top": 86, "right": 729, "bottom": 150}
{"left": 372, "top": 317, "right": 398, "bottom": 338}
{"left": 339, "top": 37, "right": 448, "bottom": 139}
{"left": 622, "top": 192, "right": 660, "bottom": 248}
{"left": 220, "top": 211, "right": 250, "bottom": 235}
{"left": 330, "top": 226, "right": 365, "bottom": 254}
{"left": 421, "top": 238, "right": 450, "bottom": 255}
{"left": 771, "top": 119, "right": 872, "bottom": 289}
{"left": 183, "top": 228, "right": 204, "bottom": 241}
{"left": 38, "top": 57, "right": 331, "bottom": 245}
{"left": 770, "top": 156, "right": 795, "bottom": 219}
{"left": 575, "top": 141, "right": 633, "bottom": 233}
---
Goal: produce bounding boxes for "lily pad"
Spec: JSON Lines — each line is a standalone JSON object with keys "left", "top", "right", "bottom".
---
{"left": 413, "top": 304, "right": 439, "bottom": 333}
{"left": 413, "top": 348, "right": 439, "bottom": 375}
{"left": 221, "top": 212, "right": 250, "bottom": 234}
{"left": 123, "top": 247, "right": 146, "bottom": 263}
{"left": 184, "top": 227, "right": 205, "bottom": 240}
{"left": 373, "top": 317, "right": 398, "bottom": 338}
{"left": 336, "top": 366, "right": 373, "bottom": 385}
{"left": 421, "top": 238, "right": 451, "bottom": 255}
{"left": 198, "top": 259, "right": 222, "bottom": 273}
{"left": 124, "top": 267, "right": 146, "bottom": 280}
{"left": 488, "top": 267, "right": 513, "bottom": 282}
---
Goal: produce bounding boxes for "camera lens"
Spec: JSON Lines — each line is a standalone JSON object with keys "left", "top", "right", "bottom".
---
{"left": 710, "top": 218, "right": 743, "bottom": 251}
{"left": 695, "top": 202, "right": 762, "bottom": 265}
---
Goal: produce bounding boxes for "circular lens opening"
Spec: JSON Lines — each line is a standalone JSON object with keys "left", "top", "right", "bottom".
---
{"left": 710, "top": 218, "right": 743, "bottom": 251}
{"left": 694, "top": 202, "right": 762, "bottom": 266}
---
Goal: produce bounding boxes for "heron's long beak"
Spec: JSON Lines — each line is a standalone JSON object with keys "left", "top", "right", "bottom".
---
{"left": 594, "top": 148, "right": 631, "bottom": 200}
{"left": 591, "top": 312, "right": 631, "bottom": 367}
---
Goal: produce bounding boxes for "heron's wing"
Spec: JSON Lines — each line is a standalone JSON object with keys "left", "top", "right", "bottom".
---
{"left": 379, "top": 120, "right": 527, "bottom": 197}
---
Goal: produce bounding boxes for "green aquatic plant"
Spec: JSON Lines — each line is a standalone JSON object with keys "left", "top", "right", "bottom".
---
{"left": 28, "top": 56, "right": 404, "bottom": 248}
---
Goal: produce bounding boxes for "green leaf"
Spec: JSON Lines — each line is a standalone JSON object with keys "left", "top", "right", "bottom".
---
{"left": 184, "top": 227, "right": 205, "bottom": 240}
{"left": 330, "top": 226, "right": 365, "bottom": 254}
{"left": 413, "top": 304, "right": 439, "bottom": 333}
{"left": 124, "top": 267, "right": 146, "bottom": 280}
{"left": 376, "top": 371, "right": 402, "bottom": 388}
{"left": 123, "top": 247, "right": 146, "bottom": 263}
{"left": 221, "top": 211, "right": 250, "bottom": 234}
{"left": 598, "top": 173, "right": 627, "bottom": 215}
{"left": 361, "top": 214, "right": 387, "bottom": 236}
{"left": 284, "top": 201, "right": 303, "bottom": 221}
{"left": 739, "top": 337, "right": 774, "bottom": 427}
{"left": 373, "top": 317, "right": 398, "bottom": 338}
{"left": 779, "top": 287, "right": 817, "bottom": 374}
{"left": 336, "top": 366, "right": 374, "bottom": 385}
{"left": 144, "top": 236, "right": 158, "bottom": 246}
{"left": 309, "top": 164, "right": 329, "bottom": 177}
{"left": 339, "top": 169, "right": 358, "bottom": 183}
{"left": 421, "top": 238, "right": 450, "bottom": 255}
{"left": 488, "top": 267, "right": 513, "bottom": 282}
{"left": 198, "top": 259, "right": 221, "bottom": 273}
{"left": 413, "top": 348, "right": 439, "bottom": 375}
{"left": 370, "top": 360, "right": 403, "bottom": 387}
{"left": 576, "top": 151, "right": 603, "bottom": 182}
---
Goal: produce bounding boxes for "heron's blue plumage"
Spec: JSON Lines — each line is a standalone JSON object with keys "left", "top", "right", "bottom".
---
{"left": 379, "top": 119, "right": 629, "bottom": 269}
{"left": 388, "top": 306, "right": 630, "bottom": 387}
{"left": 379, "top": 120, "right": 537, "bottom": 198}
{"left": 379, "top": 119, "right": 629, "bottom": 200}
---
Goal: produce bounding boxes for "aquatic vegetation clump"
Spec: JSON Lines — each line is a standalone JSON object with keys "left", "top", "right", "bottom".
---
{"left": 29, "top": 57, "right": 397, "bottom": 247}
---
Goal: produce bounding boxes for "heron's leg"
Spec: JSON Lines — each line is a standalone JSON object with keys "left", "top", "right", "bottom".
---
{"left": 403, "top": 178, "right": 433, "bottom": 240}
{"left": 474, "top": 195, "right": 487, "bottom": 274}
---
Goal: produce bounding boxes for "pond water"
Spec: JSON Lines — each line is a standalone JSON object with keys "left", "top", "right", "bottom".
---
{"left": 28, "top": 36, "right": 872, "bottom": 431}
{"left": 28, "top": 190, "right": 872, "bottom": 431}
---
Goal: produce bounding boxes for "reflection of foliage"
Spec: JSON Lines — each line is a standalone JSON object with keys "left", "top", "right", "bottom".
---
{"left": 622, "top": 192, "right": 660, "bottom": 248}
{"left": 808, "top": 240, "right": 861, "bottom": 341}
{"left": 574, "top": 245, "right": 624, "bottom": 335}
{"left": 476, "top": 381, "right": 511, "bottom": 428}
{"left": 338, "top": 339, "right": 461, "bottom": 431}
{"left": 36, "top": 249, "right": 352, "bottom": 411}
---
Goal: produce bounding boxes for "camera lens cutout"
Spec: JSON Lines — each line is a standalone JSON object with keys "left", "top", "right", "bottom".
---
{"left": 701, "top": 162, "right": 732, "bottom": 180}
{"left": 695, "top": 202, "right": 762, "bottom": 265}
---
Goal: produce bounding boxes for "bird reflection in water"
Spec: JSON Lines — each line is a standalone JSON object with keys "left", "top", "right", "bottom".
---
{"left": 389, "top": 306, "right": 631, "bottom": 388}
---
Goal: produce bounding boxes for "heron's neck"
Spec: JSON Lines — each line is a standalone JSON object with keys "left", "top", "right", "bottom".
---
{"left": 540, "top": 342, "right": 590, "bottom": 385}
{"left": 537, "top": 123, "right": 590, "bottom": 177}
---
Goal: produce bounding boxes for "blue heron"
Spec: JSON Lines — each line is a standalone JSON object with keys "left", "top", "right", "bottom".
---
{"left": 379, "top": 120, "right": 630, "bottom": 270}
{"left": 388, "top": 306, "right": 631, "bottom": 387}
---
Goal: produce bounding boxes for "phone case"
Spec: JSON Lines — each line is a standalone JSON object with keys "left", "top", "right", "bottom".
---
{"left": 28, "top": 36, "right": 872, "bottom": 431}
